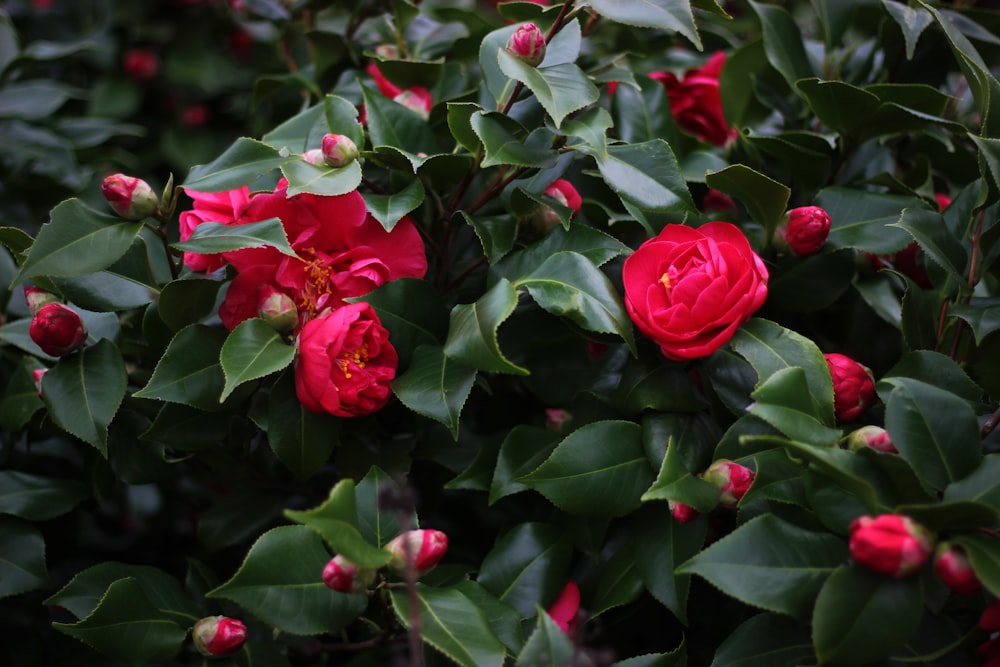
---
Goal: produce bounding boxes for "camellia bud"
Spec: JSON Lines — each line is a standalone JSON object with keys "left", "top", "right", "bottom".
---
{"left": 258, "top": 285, "right": 298, "bottom": 334}
{"left": 385, "top": 529, "right": 448, "bottom": 575}
{"left": 777, "top": 206, "right": 831, "bottom": 257}
{"left": 506, "top": 23, "right": 546, "bottom": 67}
{"left": 702, "top": 460, "right": 754, "bottom": 508}
{"left": 846, "top": 425, "right": 897, "bottom": 454}
{"left": 321, "top": 133, "right": 360, "bottom": 168}
{"left": 543, "top": 179, "right": 583, "bottom": 217}
{"left": 101, "top": 173, "right": 159, "bottom": 220}
{"left": 824, "top": 353, "right": 876, "bottom": 422}
{"left": 546, "top": 581, "right": 581, "bottom": 640}
{"left": 668, "top": 499, "right": 699, "bottom": 523}
{"left": 393, "top": 87, "right": 433, "bottom": 120}
{"left": 24, "top": 286, "right": 58, "bottom": 313}
{"left": 322, "top": 555, "right": 375, "bottom": 594}
{"left": 31, "top": 368, "right": 47, "bottom": 396}
{"left": 122, "top": 48, "right": 159, "bottom": 82}
{"left": 545, "top": 408, "right": 572, "bottom": 433}
{"left": 934, "top": 543, "right": 981, "bottom": 595}
{"left": 848, "top": 514, "right": 934, "bottom": 579}
{"left": 302, "top": 148, "right": 325, "bottom": 165}
{"left": 192, "top": 615, "right": 247, "bottom": 657}
{"left": 29, "top": 303, "right": 87, "bottom": 356}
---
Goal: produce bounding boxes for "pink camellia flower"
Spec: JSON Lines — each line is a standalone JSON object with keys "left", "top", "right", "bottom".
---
{"left": 543, "top": 179, "right": 582, "bottom": 216}
{"left": 179, "top": 186, "right": 251, "bottom": 273}
{"left": 649, "top": 52, "right": 734, "bottom": 147}
{"left": 622, "top": 222, "right": 768, "bottom": 361}
{"left": 546, "top": 581, "right": 581, "bottom": 639}
{"left": 258, "top": 285, "right": 298, "bottom": 334}
{"left": 848, "top": 514, "right": 934, "bottom": 579}
{"left": 24, "top": 286, "right": 57, "bottom": 313}
{"left": 668, "top": 499, "right": 699, "bottom": 523}
{"left": 846, "top": 425, "right": 897, "bottom": 453}
{"left": 778, "top": 206, "right": 831, "bottom": 257}
{"left": 393, "top": 87, "right": 433, "bottom": 120}
{"left": 101, "top": 173, "right": 159, "bottom": 220}
{"left": 506, "top": 23, "right": 547, "bottom": 67}
{"left": 321, "top": 133, "right": 360, "bottom": 168}
{"left": 702, "top": 459, "right": 755, "bottom": 508}
{"left": 934, "top": 544, "right": 981, "bottom": 595}
{"left": 322, "top": 555, "right": 375, "bottom": 594}
{"left": 294, "top": 303, "right": 398, "bottom": 417}
{"left": 824, "top": 353, "right": 876, "bottom": 422}
{"left": 192, "top": 616, "right": 247, "bottom": 657}
{"left": 122, "top": 49, "right": 159, "bottom": 82}
{"left": 385, "top": 529, "right": 448, "bottom": 576}
{"left": 29, "top": 303, "right": 87, "bottom": 357}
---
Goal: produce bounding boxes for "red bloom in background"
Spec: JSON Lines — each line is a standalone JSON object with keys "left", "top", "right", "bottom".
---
{"left": 650, "top": 52, "right": 734, "bottom": 146}
{"left": 824, "top": 353, "right": 876, "bottom": 422}
{"left": 123, "top": 49, "right": 160, "bottom": 82}
{"left": 179, "top": 186, "right": 251, "bottom": 273}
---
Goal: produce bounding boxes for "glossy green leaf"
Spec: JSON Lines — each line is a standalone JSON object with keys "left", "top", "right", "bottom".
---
{"left": 763, "top": 436, "right": 880, "bottom": 512}
{"left": 705, "top": 164, "right": 790, "bottom": 236}
{"left": 618, "top": 643, "right": 687, "bottom": 667}
{"left": 0, "top": 80, "right": 78, "bottom": 120}
{"left": 156, "top": 278, "right": 223, "bottom": 332}
{"left": 521, "top": 420, "right": 653, "bottom": 517}
{"left": 497, "top": 49, "right": 599, "bottom": 130}
{"left": 494, "top": 225, "right": 630, "bottom": 280}
{"left": 584, "top": 0, "right": 700, "bottom": 48}
{"left": 592, "top": 542, "right": 644, "bottom": 616}
{"left": 280, "top": 157, "right": 362, "bottom": 197}
{"left": 322, "top": 94, "right": 364, "bottom": 146}
{"left": 466, "top": 212, "right": 518, "bottom": 265}
{"left": 594, "top": 140, "right": 695, "bottom": 213}
{"left": 748, "top": 367, "right": 842, "bottom": 445}
{"left": 392, "top": 345, "right": 477, "bottom": 438}
{"left": 816, "top": 187, "right": 921, "bottom": 254}
{"left": 261, "top": 102, "right": 327, "bottom": 153}
{"left": 612, "top": 72, "right": 678, "bottom": 146}
{"left": 489, "top": 426, "right": 560, "bottom": 504}
{"left": 363, "top": 178, "right": 425, "bottom": 233}
{"left": 443, "top": 279, "right": 527, "bottom": 375}
{"left": 750, "top": 0, "right": 813, "bottom": 89}
{"left": 266, "top": 368, "right": 339, "bottom": 479}
{"left": 0, "top": 357, "right": 44, "bottom": 430}
{"left": 0, "top": 516, "right": 47, "bottom": 598}
{"left": 678, "top": 514, "right": 848, "bottom": 619}
{"left": 361, "top": 83, "right": 437, "bottom": 169}
{"left": 709, "top": 613, "right": 814, "bottom": 667}
{"left": 767, "top": 249, "right": 855, "bottom": 313}
{"left": 141, "top": 402, "right": 230, "bottom": 450}
{"left": 944, "top": 454, "right": 1000, "bottom": 511}
{"left": 470, "top": 112, "right": 559, "bottom": 169}
{"left": 633, "top": 504, "right": 707, "bottom": 623}
{"left": 952, "top": 533, "right": 1000, "bottom": 597}
{"left": 0, "top": 471, "right": 88, "bottom": 521}
{"left": 172, "top": 217, "right": 295, "bottom": 257}
{"left": 219, "top": 318, "right": 294, "bottom": 401}
{"left": 197, "top": 489, "right": 286, "bottom": 552}
{"left": 516, "top": 606, "right": 576, "bottom": 667}
{"left": 49, "top": 270, "right": 155, "bottom": 313}
{"left": 641, "top": 436, "right": 722, "bottom": 512}
{"left": 452, "top": 580, "right": 525, "bottom": 654}
{"left": 353, "top": 278, "right": 449, "bottom": 370}
{"left": 950, "top": 298, "right": 1000, "bottom": 344}
{"left": 447, "top": 102, "right": 483, "bottom": 154}
{"left": 208, "top": 525, "right": 367, "bottom": 635}
{"left": 184, "top": 137, "right": 288, "bottom": 191}
{"left": 354, "top": 466, "right": 409, "bottom": 549}
{"left": 132, "top": 325, "right": 227, "bottom": 411}
{"left": 891, "top": 207, "right": 967, "bottom": 280}
{"left": 882, "top": 1, "right": 933, "bottom": 60}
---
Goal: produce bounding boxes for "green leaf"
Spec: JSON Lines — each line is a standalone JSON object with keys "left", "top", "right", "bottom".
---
{"left": 677, "top": 514, "right": 848, "bottom": 619}
{"left": 279, "top": 157, "right": 363, "bottom": 197}
{"left": 520, "top": 420, "right": 653, "bottom": 517}
{"left": 0, "top": 471, "right": 88, "bottom": 521}
{"left": 447, "top": 102, "right": 484, "bottom": 154}
{"left": 705, "top": 165, "right": 790, "bottom": 237}
{"left": 184, "top": 137, "right": 288, "bottom": 191}
{"left": 452, "top": 580, "right": 525, "bottom": 654}
{"left": 390, "top": 584, "right": 507, "bottom": 667}
{"left": 443, "top": 279, "right": 527, "bottom": 375}
{"left": 812, "top": 565, "right": 923, "bottom": 666}
{"left": 352, "top": 278, "right": 449, "bottom": 370}
{"left": 141, "top": 403, "right": 229, "bottom": 451}
{"left": 322, "top": 94, "right": 364, "bottom": 147}
{"left": 0, "top": 357, "right": 44, "bottom": 430}
{"left": 0, "top": 516, "right": 48, "bottom": 598}
{"left": 466, "top": 213, "right": 518, "bottom": 265}
{"left": 516, "top": 606, "right": 576, "bottom": 667}
{"left": 354, "top": 466, "right": 407, "bottom": 548}
{"left": 497, "top": 49, "right": 599, "bottom": 130}
{"left": 882, "top": 1, "right": 933, "bottom": 60}
{"left": 392, "top": 345, "right": 477, "bottom": 438}
{"left": 891, "top": 208, "right": 967, "bottom": 280}
{"left": 709, "top": 613, "right": 814, "bottom": 667}
{"left": 477, "top": 522, "right": 573, "bottom": 617}
{"left": 266, "top": 368, "right": 340, "bottom": 479}
{"left": 633, "top": 504, "right": 707, "bottom": 624}
{"left": 583, "top": 0, "right": 700, "bottom": 49}
{"left": 489, "top": 426, "right": 560, "bottom": 504}
{"left": 944, "top": 454, "right": 1000, "bottom": 512}
{"left": 593, "top": 140, "right": 695, "bottom": 213}
{"left": 796, "top": 78, "right": 880, "bottom": 136}
{"left": 361, "top": 83, "right": 438, "bottom": 169}
{"left": 12, "top": 199, "right": 143, "bottom": 286}
{"left": 883, "top": 351, "right": 984, "bottom": 405}
{"left": 41, "top": 339, "right": 127, "bottom": 456}
{"left": 363, "top": 178, "right": 425, "bottom": 233}
{"left": 208, "top": 525, "right": 368, "bottom": 635}
{"left": 0, "top": 80, "right": 78, "bottom": 120}
{"left": 951, "top": 533, "right": 1000, "bottom": 597}
{"left": 749, "top": 0, "right": 814, "bottom": 89}
{"left": 748, "top": 367, "right": 842, "bottom": 446}
{"left": 470, "top": 112, "right": 560, "bottom": 169}
{"left": 219, "top": 319, "right": 295, "bottom": 401}
{"left": 611, "top": 76, "right": 678, "bottom": 146}
{"left": 157, "top": 278, "right": 224, "bottom": 332}
{"left": 53, "top": 578, "right": 186, "bottom": 667}
{"left": 197, "top": 489, "right": 286, "bottom": 552}
{"left": 132, "top": 325, "right": 227, "bottom": 411}
{"left": 261, "top": 102, "right": 327, "bottom": 153}
{"left": 641, "top": 436, "right": 721, "bottom": 512}
{"left": 494, "top": 225, "right": 630, "bottom": 280}
{"left": 767, "top": 249, "right": 855, "bottom": 313}
{"left": 172, "top": 217, "right": 296, "bottom": 258}
{"left": 816, "top": 187, "right": 922, "bottom": 255}
{"left": 950, "top": 298, "right": 1000, "bottom": 344}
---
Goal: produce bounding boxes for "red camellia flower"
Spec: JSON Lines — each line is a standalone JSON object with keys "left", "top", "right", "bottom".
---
{"left": 934, "top": 544, "right": 981, "bottom": 595}
{"left": 543, "top": 179, "right": 582, "bottom": 216}
{"left": 650, "top": 52, "right": 734, "bottom": 146}
{"left": 848, "top": 514, "right": 934, "bottom": 579}
{"left": 192, "top": 616, "right": 247, "bottom": 657}
{"left": 702, "top": 459, "right": 755, "bottom": 508}
{"left": 29, "top": 303, "right": 88, "bottom": 356}
{"left": 294, "top": 303, "right": 398, "bottom": 417}
{"left": 824, "top": 352, "right": 876, "bottom": 422}
{"left": 366, "top": 62, "right": 402, "bottom": 99}
{"left": 669, "top": 499, "right": 699, "bottom": 523}
{"left": 622, "top": 222, "right": 768, "bottom": 361}
{"left": 179, "top": 186, "right": 251, "bottom": 273}
{"left": 778, "top": 206, "right": 831, "bottom": 257}
{"left": 546, "top": 581, "right": 581, "bottom": 639}
{"left": 385, "top": 529, "right": 449, "bottom": 575}
{"left": 122, "top": 49, "right": 159, "bottom": 82}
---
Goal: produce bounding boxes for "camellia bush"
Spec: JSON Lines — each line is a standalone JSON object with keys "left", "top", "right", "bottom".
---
{"left": 3, "top": 0, "right": 1000, "bottom": 665}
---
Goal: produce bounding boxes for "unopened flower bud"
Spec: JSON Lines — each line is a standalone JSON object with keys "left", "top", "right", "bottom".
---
{"left": 29, "top": 303, "right": 87, "bottom": 356}
{"left": 385, "top": 529, "right": 448, "bottom": 575}
{"left": 123, "top": 48, "right": 159, "bottom": 82}
{"left": 777, "top": 206, "right": 831, "bottom": 257}
{"left": 258, "top": 285, "right": 298, "bottom": 334}
{"left": 506, "top": 23, "right": 546, "bottom": 67}
{"left": 934, "top": 543, "right": 981, "bottom": 595}
{"left": 192, "top": 615, "right": 247, "bottom": 657}
{"left": 546, "top": 581, "right": 581, "bottom": 639}
{"left": 846, "top": 425, "right": 897, "bottom": 453}
{"left": 24, "top": 286, "right": 58, "bottom": 313}
{"left": 935, "top": 192, "right": 952, "bottom": 211}
{"left": 543, "top": 179, "right": 582, "bottom": 216}
{"left": 545, "top": 408, "right": 572, "bottom": 433}
{"left": 322, "top": 555, "right": 375, "bottom": 594}
{"left": 848, "top": 514, "right": 934, "bottom": 579}
{"left": 101, "top": 173, "right": 159, "bottom": 220}
{"left": 824, "top": 353, "right": 876, "bottom": 422}
{"left": 31, "top": 368, "right": 47, "bottom": 396}
{"left": 702, "top": 459, "right": 754, "bottom": 508}
{"left": 321, "top": 133, "right": 360, "bottom": 168}
{"left": 302, "top": 149, "right": 325, "bottom": 165}
{"left": 668, "top": 499, "right": 699, "bottom": 523}
{"left": 393, "top": 87, "right": 432, "bottom": 120}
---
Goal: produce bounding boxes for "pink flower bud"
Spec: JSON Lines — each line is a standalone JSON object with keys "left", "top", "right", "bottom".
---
{"left": 24, "top": 286, "right": 58, "bottom": 313}
{"left": 257, "top": 285, "right": 298, "bottom": 334}
{"left": 29, "top": 303, "right": 87, "bottom": 356}
{"left": 545, "top": 408, "right": 572, "bottom": 433}
{"left": 322, "top": 555, "right": 375, "bottom": 594}
{"left": 31, "top": 368, "right": 47, "bottom": 396}
{"left": 702, "top": 460, "right": 754, "bottom": 508}
{"left": 101, "top": 173, "right": 159, "bottom": 220}
{"left": 546, "top": 581, "right": 581, "bottom": 639}
{"left": 935, "top": 192, "right": 952, "bottom": 211}
{"left": 543, "top": 180, "right": 582, "bottom": 216}
{"left": 668, "top": 500, "right": 699, "bottom": 523}
{"left": 506, "top": 23, "right": 546, "bottom": 67}
{"left": 192, "top": 615, "right": 247, "bottom": 657}
{"left": 824, "top": 353, "right": 876, "bottom": 422}
{"left": 934, "top": 544, "right": 981, "bottom": 595}
{"left": 302, "top": 149, "right": 325, "bottom": 165}
{"left": 122, "top": 49, "right": 159, "bottom": 82}
{"left": 321, "top": 133, "right": 360, "bottom": 168}
{"left": 385, "top": 529, "right": 448, "bottom": 575}
{"left": 778, "top": 206, "right": 831, "bottom": 257}
{"left": 392, "top": 87, "right": 433, "bottom": 120}
{"left": 848, "top": 514, "right": 934, "bottom": 579}
{"left": 846, "top": 425, "right": 897, "bottom": 453}
{"left": 181, "top": 104, "right": 210, "bottom": 129}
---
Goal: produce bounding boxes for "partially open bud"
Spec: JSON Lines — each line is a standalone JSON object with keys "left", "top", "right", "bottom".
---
{"left": 934, "top": 543, "right": 981, "bottom": 595}
{"left": 668, "top": 500, "right": 699, "bottom": 523}
{"left": 393, "top": 87, "right": 433, "bottom": 120}
{"left": 702, "top": 460, "right": 754, "bottom": 508}
{"left": 385, "top": 529, "right": 448, "bottom": 576}
{"left": 192, "top": 615, "right": 247, "bottom": 657}
{"left": 777, "top": 206, "right": 831, "bottom": 257}
{"left": 29, "top": 303, "right": 87, "bottom": 356}
{"left": 322, "top": 555, "right": 376, "bottom": 594}
{"left": 846, "top": 425, "right": 897, "bottom": 454}
{"left": 321, "top": 133, "right": 360, "bottom": 168}
{"left": 31, "top": 368, "right": 47, "bottom": 396}
{"left": 849, "top": 514, "right": 934, "bottom": 579}
{"left": 824, "top": 353, "right": 876, "bottom": 422}
{"left": 546, "top": 581, "right": 581, "bottom": 640}
{"left": 506, "top": 23, "right": 546, "bottom": 67}
{"left": 258, "top": 285, "right": 298, "bottom": 334}
{"left": 24, "top": 286, "right": 58, "bottom": 313}
{"left": 101, "top": 173, "right": 159, "bottom": 220}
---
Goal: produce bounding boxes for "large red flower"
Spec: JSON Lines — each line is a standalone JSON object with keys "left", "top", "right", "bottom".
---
{"left": 179, "top": 186, "right": 251, "bottom": 273}
{"left": 650, "top": 51, "right": 734, "bottom": 147}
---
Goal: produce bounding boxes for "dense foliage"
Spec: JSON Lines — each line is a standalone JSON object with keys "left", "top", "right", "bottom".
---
{"left": 2, "top": 0, "right": 1000, "bottom": 666}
